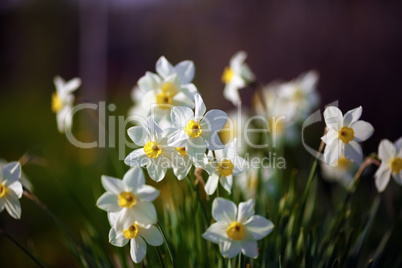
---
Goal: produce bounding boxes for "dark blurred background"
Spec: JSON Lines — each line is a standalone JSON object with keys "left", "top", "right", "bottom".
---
{"left": 1, "top": 0, "right": 402, "bottom": 266}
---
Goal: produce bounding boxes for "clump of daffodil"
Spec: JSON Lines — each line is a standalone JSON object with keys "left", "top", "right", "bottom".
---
{"left": 202, "top": 198, "right": 274, "bottom": 258}
{"left": 374, "top": 137, "right": 402, "bottom": 192}
{"left": 168, "top": 94, "right": 227, "bottom": 165}
{"left": 125, "top": 117, "right": 181, "bottom": 182}
{"left": 321, "top": 106, "right": 374, "bottom": 165}
{"left": 129, "top": 56, "right": 198, "bottom": 128}
{"left": 96, "top": 166, "right": 160, "bottom": 227}
{"left": 203, "top": 139, "right": 248, "bottom": 195}
{"left": 222, "top": 51, "right": 255, "bottom": 106}
{"left": 0, "top": 162, "right": 23, "bottom": 219}
{"left": 52, "top": 76, "right": 81, "bottom": 133}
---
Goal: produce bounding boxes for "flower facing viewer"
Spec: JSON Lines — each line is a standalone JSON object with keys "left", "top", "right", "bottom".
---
{"left": 202, "top": 198, "right": 274, "bottom": 258}
{"left": 374, "top": 137, "right": 402, "bottom": 192}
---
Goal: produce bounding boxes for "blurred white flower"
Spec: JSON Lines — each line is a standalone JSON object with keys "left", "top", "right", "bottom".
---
{"left": 0, "top": 162, "right": 22, "bottom": 219}
{"left": 52, "top": 76, "right": 81, "bottom": 133}
{"left": 0, "top": 159, "right": 32, "bottom": 192}
{"left": 168, "top": 94, "right": 227, "bottom": 165}
{"left": 125, "top": 117, "right": 180, "bottom": 182}
{"left": 320, "top": 155, "right": 356, "bottom": 189}
{"left": 96, "top": 167, "right": 159, "bottom": 227}
{"left": 202, "top": 198, "right": 274, "bottom": 258}
{"left": 109, "top": 216, "right": 163, "bottom": 263}
{"left": 374, "top": 137, "right": 402, "bottom": 192}
{"left": 222, "top": 51, "right": 255, "bottom": 106}
{"left": 203, "top": 139, "right": 248, "bottom": 195}
{"left": 321, "top": 106, "right": 374, "bottom": 165}
{"left": 129, "top": 56, "right": 198, "bottom": 127}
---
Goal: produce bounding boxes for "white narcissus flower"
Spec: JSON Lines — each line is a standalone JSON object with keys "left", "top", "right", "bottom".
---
{"left": 108, "top": 211, "right": 163, "bottom": 263}
{"left": 202, "top": 198, "right": 274, "bottom": 259}
{"left": 222, "top": 51, "right": 255, "bottom": 106}
{"left": 321, "top": 155, "right": 357, "bottom": 189}
{"left": 168, "top": 94, "right": 227, "bottom": 165}
{"left": 125, "top": 117, "right": 181, "bottom": 182}
{"left": 374, "top": 137, "right": 402, "bottom": 192}
{"left": 0, "top": 162, "right": 23, "bottom": 219}
{"left": 52, "top": 76, "right": 81, "bottom": 133}
{"left": 321, "top": 106, "right": 374, "bottom": 165}
{"left": 204, "top": 139, "right": 248, "bottom": 195}
{"left": 96, "top": 166, "right": 159, "bottom": 227}
{"left": 129, "top": 56, "right": 198, "bottom": 127}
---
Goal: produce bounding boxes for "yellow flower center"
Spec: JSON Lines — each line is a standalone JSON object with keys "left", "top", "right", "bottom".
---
{"left": 218, "top": 159, "right": 234, "bottom": 177}
{"left": 226, "top": 222, "right": 245, "bottom": 241}
{"left": 336, "top": 155, "right": 351, "bottom": 169}
{"left": 185, "top": 120, "right": 202, "bottom": 138}
{"left": 118, "top": 192, "right": 136, "bottom": 208}
{"left": 338, "top": 127, "right": 354, "bottom": 144}
{"left": 390, "top": 157, "right": 402, "bottom": 174}
{"left": 218, "top": 120, "right": 234, "bottom": 145}
{"left": 222, "top": 67, "right": 234, "bottom": 84}
{"left": 0, "top": 184, "right": 7, "bottom": 198}
{"left": 52, "top": 92, "right": 63, "bottom": 113}
{"left": 144, "top": 141, "right": 162, "bottom": 158}
{"left": 156, "top": 92, "right": 173, "bottom": 109}
{"left": 269, "top": 118, "right": 284, "bottom": 136}
{"left": 175, "top": 147, "right": 187, "bottom": 156}
{"left": 161, "top": 82, "right": 178, "bottom": 96}
{"left": 123, "top": 223, "right": 139, "bottom": 239}
{"left": 292, "top": 87, "right": 304, "bottom": 101}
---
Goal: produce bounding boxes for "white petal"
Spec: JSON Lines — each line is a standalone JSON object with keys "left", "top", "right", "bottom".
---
{"left": 324, "top": 140, "right": 342, "bottom": 165}
{"left": 202, "top": 221, "right": 229, "bottom": 244}
{"left": 232, "top": 155, "right": 249, "bottom": 175}
{"left": 212, "top": 197, "right": 237, "bottom": 223}
{"left": 241, "top": 240, "right": 258, "bottom": 258}
{"left": 167, "top": 129, "right": 188, "bottom": 147}
{"left": 351, "top": 120, "right": 374, "bottom": 142}
{"left": 220, "top": 176, "right": 233, "bottom": 194}
{"left": 204, "top": 173, "right": 220, "bottom": 196}
{"left": 223, "top": 84, "right": 241, "bottom": 106}
{"left": 374, "top": 164, "right": 392, "bottom": 192}
{"left": 155, "top": 56, "right": 174, "bottom": 78}
{"left": 344, "top": 141, "right": 363, "bottom": 164}
{"left": 244, "top": 215, "right": 274, "bottom": 240}
{"left": 5, "top": 191, "right": 21, "bottom": 219}
{"left": 187, "top": 137, "right": 207, "bottom": 165}
{"left": 109, "top": 228, "right": 129, "bottom": 247}
{"left": 136, "top": 185, "right": 160, "bottom": 202}
{"left": 97, "top": 192, "right": 120, "bottom": 212}
{"left": 394, "top": 137, "right": 402, "bottom": 150}
{"left": 145, "top": 117, "right": 163, "bottom": 142}
{"left": 101, "top": 176, "right": 125, "bottom": 195}
{"left": 323, "top": 106, "right": 343, "bottom": 131}
{"left": 0, "top": 198, "right": 5, "bottom": 212}
{"left": 139, "top": 225, "right": 163, "bottom": 246}
{"left": 108, "top": 211, "right": 119, "bottom": 227}
{"left": 127, "top": 126, "right": 149, "bottom": 146}
{"left": 172, "top": 157, "right": 192, "bottom": 180}
{"left": 8, "top": 181, "right": 23, "bottom": 198}
{"left": 146, "top": 160, "right": 167, "bottom": 182}
{"left": 130, "top": 236, "right": 147, "bottom": 263}
{"left": 123, "top": 167, "right": 145, "bottom": 190}
{"left": 175, "top": 60, "right": 195, "bottom": 84}
{"left": 237, "top": 199, "right": 255, "bottom": 223}
{"left": 378, "top": 139, "right": 395, "bottom": 163}
{"left": 220, "top": 241, "right": 241, "bottom": 258}
{"left": 201, "top": 110, "right": 227, "bottom": 150}
{"left": 321, "top": 128, "right": 338, "bottom": 145}
{"left": 125, "top": 149, "right": 149, "bottom": 167}
{"left": 230, "top": 51, "right": 247, "bottom": 70}
{"left": 194, "top": 94, "right": 206, "bottom": 121}
{"left": 2, "top": 162, "right": 21, "bottom": 186}
{"left": 63, "top": 77, "right": 81, "bottom": 93}
{"left": 392, "top": 172, "right": 402, "bottom": 186}
{"left": 343, "top": 106, "right": 362, "bottom": 127}
{"left": 170, "top": 106, "right": 194, "bottom": 129}
{"left": 138, "top": 71, "right": 161, "bottom": 92}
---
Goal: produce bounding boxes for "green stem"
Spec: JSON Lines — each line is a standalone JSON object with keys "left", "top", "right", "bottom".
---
{"left": 157, "top": 222, "right": 176, "bottom": 268}
{"left": 238, "top": 253, "right": 242, "bottom": 268}
{"left": 0, "top": 228, "right": 45, "bottom": 267}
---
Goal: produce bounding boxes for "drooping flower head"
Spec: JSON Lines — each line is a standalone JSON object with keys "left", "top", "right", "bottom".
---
{"left": 203, "top": 139, "right": 248, "bottom": 195}
{"left": 202, "top": 198, "right": 274, "bottom": 258}
{"left": 222, "top": 51, "right": 255, "bottom": 106}
{"left": 0, "top": 162, "right": 22, "bottom": 219}
{"left": 374, "top": 137, "right": 402, "bottom": 192}
{"left": 321, "top": 106, "right": 374, "bottom": 165}
{"left": 168, "top": 94, "right": 228, "bottom": 165}
{"left": 52, "top": 76, "right": 81, "bottom": 133}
